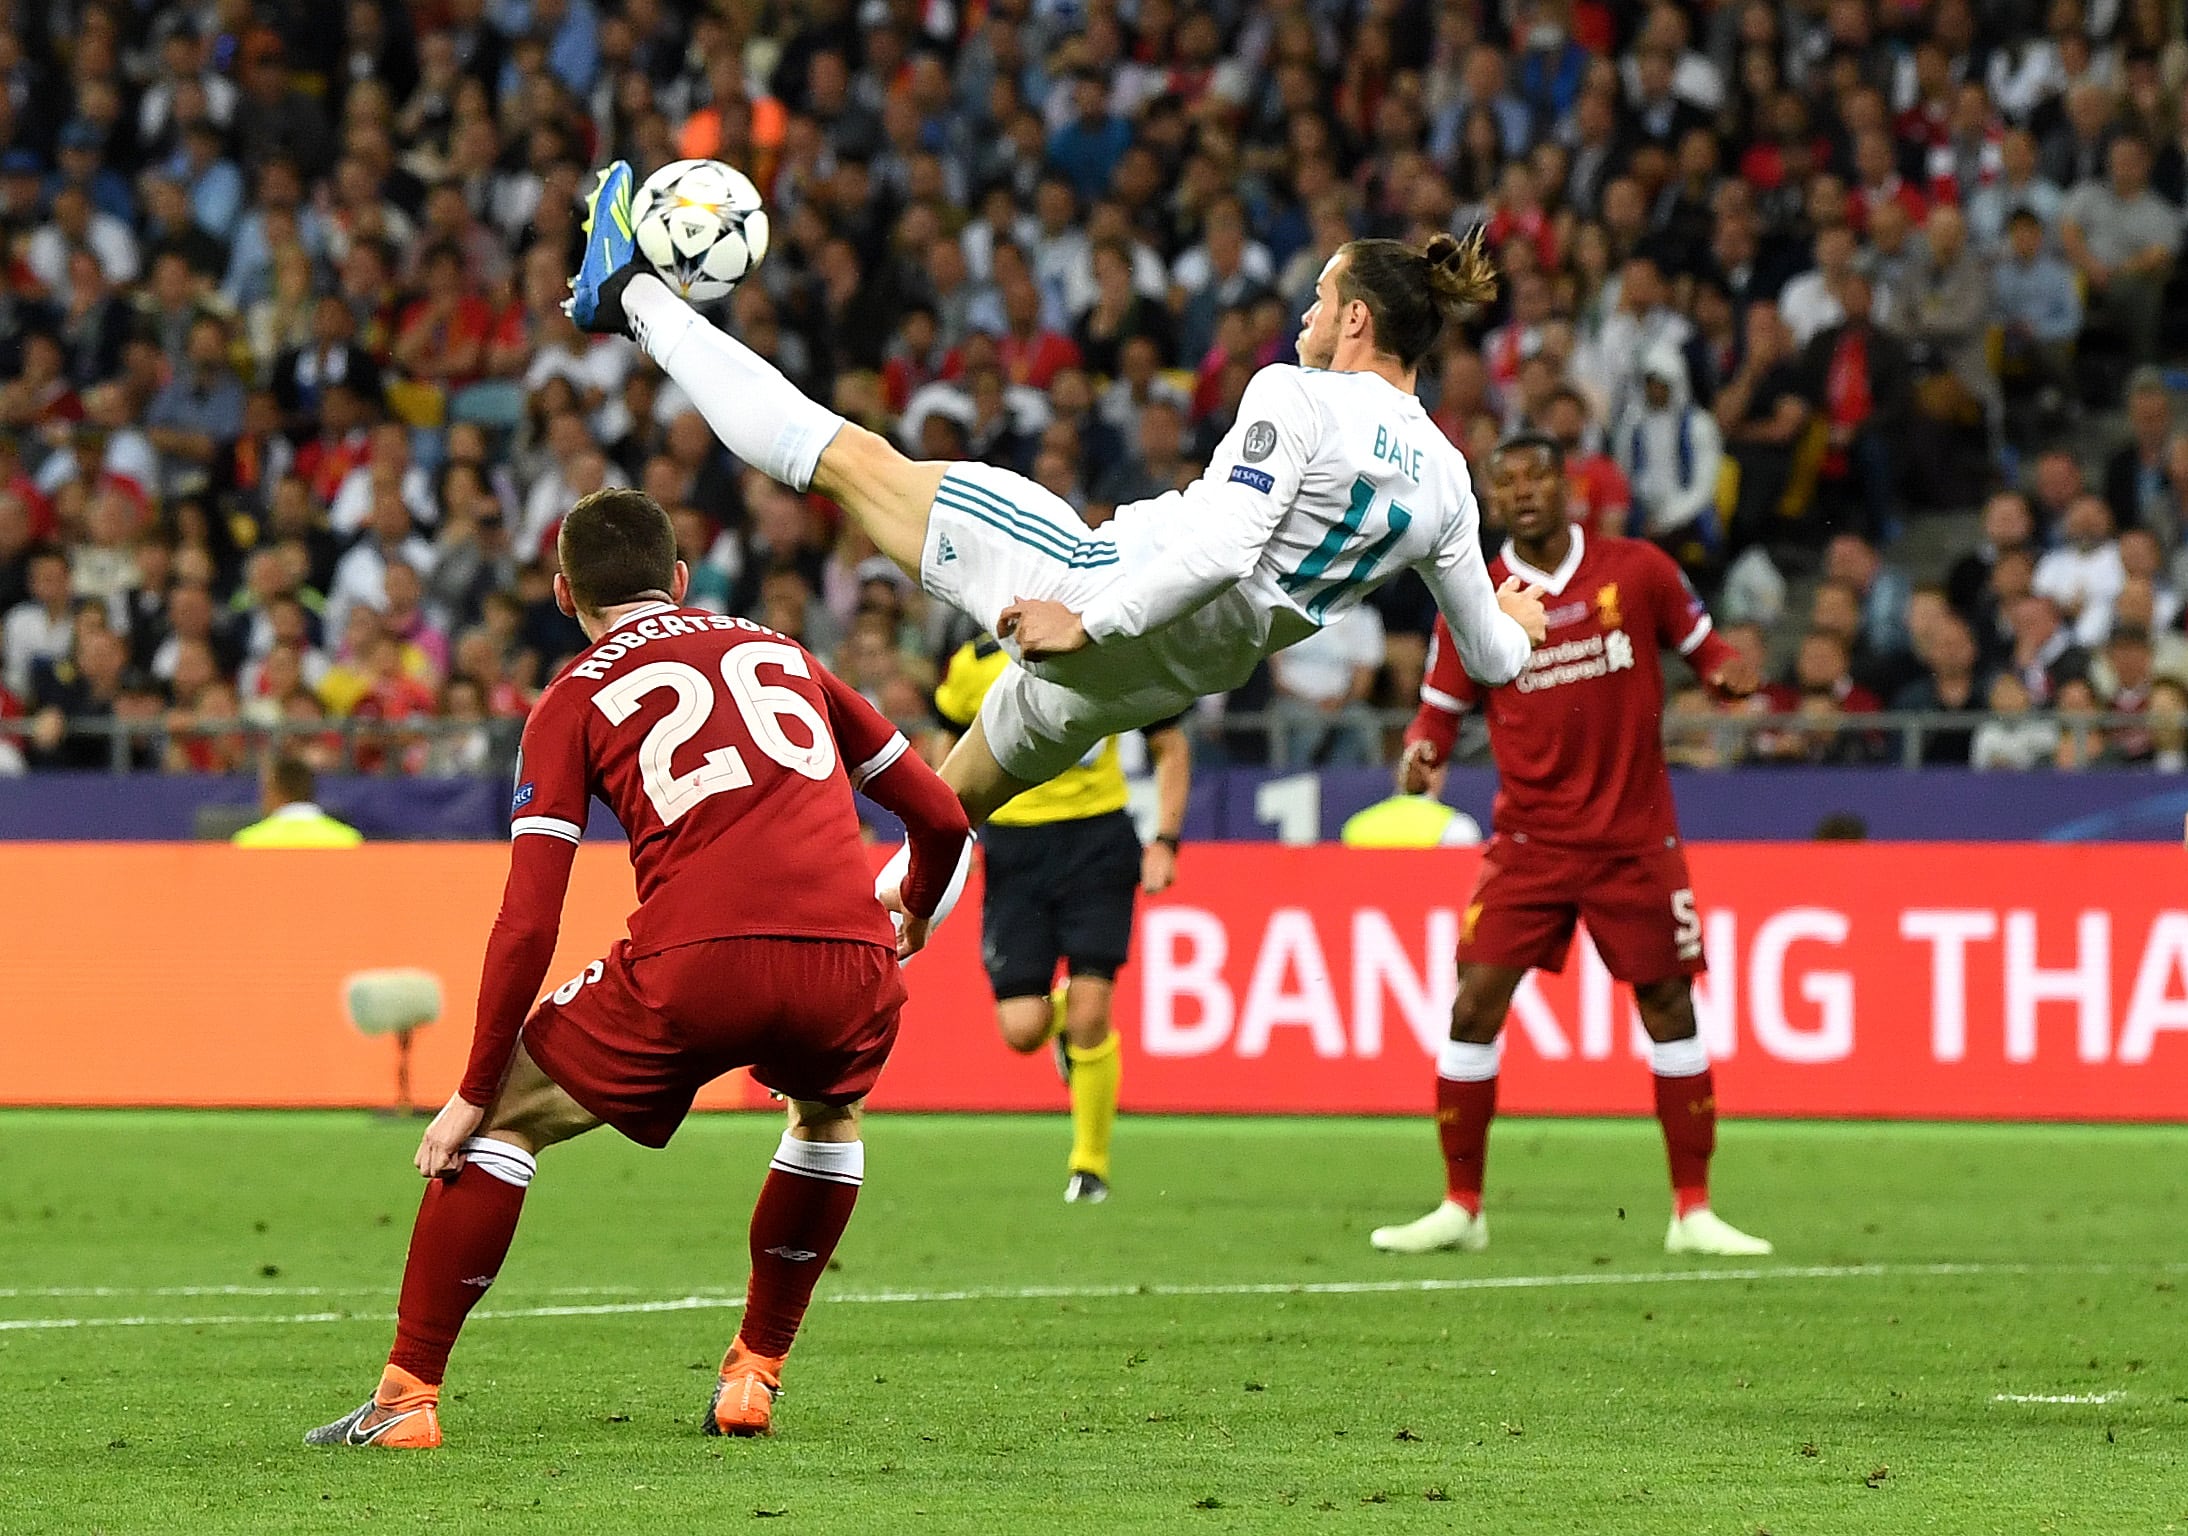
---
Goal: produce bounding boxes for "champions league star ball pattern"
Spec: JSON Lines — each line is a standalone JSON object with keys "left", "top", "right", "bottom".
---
{"left": 631, "top": 159, "right": 770, "bottom": 304}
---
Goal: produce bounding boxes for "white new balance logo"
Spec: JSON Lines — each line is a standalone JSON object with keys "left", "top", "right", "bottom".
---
{"left": 764, "top": 1245, "right": 819, "bottom": 1262}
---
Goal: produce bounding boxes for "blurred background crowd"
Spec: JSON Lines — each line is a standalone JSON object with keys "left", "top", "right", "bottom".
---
{"left": 1, "top": 0, "right": 2186, "bottom": 779}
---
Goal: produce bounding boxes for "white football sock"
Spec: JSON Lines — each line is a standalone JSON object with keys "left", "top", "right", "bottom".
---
{"left": 1647, "top": 1034, "right": 1709, "bottom": 1079}
{"left": 460, "top": 1137, "right": 536, "bottom": 1188}
{"left": 769, "top": 1131, "right": 865, "bottom": 1187}
{"left": 624, "top": 274, "right": 845, "bottom": 492}
{"left": 1435, "top": 1037, "right": 1503, "bottom": 1082}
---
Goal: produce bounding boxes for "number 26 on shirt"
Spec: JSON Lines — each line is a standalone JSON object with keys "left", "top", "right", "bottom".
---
{"left": 593, "top": 641, "right": 838, "bottom": 825}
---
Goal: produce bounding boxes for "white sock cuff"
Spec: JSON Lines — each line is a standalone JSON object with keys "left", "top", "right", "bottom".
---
{"left": 1436, "top": 1037, "right": 1503, "bottom": 1082}
{"left": 771, "top": 1132, "right": 864, "bottom": 1186}
{"left": 1648, "top": 1035, "right": 1710, "bottom": 1078}
{"left": 461, "top": 1137, "right": 536, "bottom": 1188}
{"left": 628, "top": 276, "right": 843, "bottom": 492}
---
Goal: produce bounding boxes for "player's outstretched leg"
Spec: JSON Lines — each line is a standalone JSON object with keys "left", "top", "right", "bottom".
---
{"left": 306, "top": 1049, "right": 599, "bottom": 1448}
{"left": 566, "top": 162, "right": 944, "bottom": 580}
{"left": 1638, "top": 980, "right": 1773, "bottom": 1257}
{"left": 707, "top": 1100, "right": 867, "bottom": 1437}
{"left": 1371, "top": 965, "right": 1523, "bottom": 1254}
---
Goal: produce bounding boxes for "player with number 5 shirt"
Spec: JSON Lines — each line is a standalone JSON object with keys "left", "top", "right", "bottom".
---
{"left": 1369, "top": 433, "right": 1776, "bottom": 1262}
{"left": 307, "top": 487, "right": 973, "bottom": 1451}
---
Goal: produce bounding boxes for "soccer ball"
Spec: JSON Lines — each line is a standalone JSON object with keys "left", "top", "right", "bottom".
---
{"left": 630, "top": 158, "right": 770, "bottom": 304}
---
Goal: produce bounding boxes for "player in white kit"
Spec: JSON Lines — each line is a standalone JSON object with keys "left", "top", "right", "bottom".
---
{"left": 567, "top": 161, "right": 1548, "bottom": 830}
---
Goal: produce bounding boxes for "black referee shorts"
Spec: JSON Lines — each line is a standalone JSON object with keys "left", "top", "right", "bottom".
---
{"left": 978, "top": 810, "right": 1144, "bottom": 1001}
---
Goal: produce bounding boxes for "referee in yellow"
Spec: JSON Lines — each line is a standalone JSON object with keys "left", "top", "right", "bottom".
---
{"left": 934, "top": 636, "right": 1191, "bottom": 1203}
{"left": 232, "top": 756, "right": 364, "bottom": 848}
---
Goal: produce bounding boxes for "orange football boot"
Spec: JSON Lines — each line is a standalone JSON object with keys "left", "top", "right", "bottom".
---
{"left": 304, "top": 1365, "right": 444, "bottom": 1448}
{"left": 703, "top": 1342, "right": 785, "bottom": 1437}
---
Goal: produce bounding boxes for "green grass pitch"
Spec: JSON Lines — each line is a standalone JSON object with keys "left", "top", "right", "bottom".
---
{"left": 3, "top": 1111, "right": 2184, "bottom": 1535}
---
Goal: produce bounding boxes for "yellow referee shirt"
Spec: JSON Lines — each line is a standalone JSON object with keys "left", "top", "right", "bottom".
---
{"left": 933, "top": 638, "right": 1127, "bottom": 827}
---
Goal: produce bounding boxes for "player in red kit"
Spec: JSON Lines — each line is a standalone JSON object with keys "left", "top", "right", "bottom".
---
{"left": 1369, "top": 434, "right": 1775, "bottom": 1259}
{"left": 306, "top": 488, "right": 972, "bottom": 1449}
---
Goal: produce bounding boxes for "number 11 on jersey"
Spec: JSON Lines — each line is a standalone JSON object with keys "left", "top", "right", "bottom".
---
{"left": 1279, "top": 475, "right": 1414, "bottom": 622}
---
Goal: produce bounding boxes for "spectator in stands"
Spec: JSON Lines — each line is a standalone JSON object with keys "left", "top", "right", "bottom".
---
{"left": 2034, "top": 495, "right": 2128, "bottom": 647}
{"left": 26, "top": 625, "right": 128, "bottom": 768}
{"left": 1990, "top": 208, "right": 2082, "bottom": 424}
{"left": 1893, "top": 610, "right": 1987, "bottom": 766}
{"left": 1094, "top": 398, "right": 1189, "bottom": 510}
{"left": 3, "top": 547, "right": 73, "bottom": 700}
{"left": 1968, "top": 129, "right": 2062, "bottom": 252}
{"left": 1826, "top": 534, "right": 1915, "bottom": 664}
{"left": 2092, "top": 621, "right": 2160, "bottom": 756}
{"left": 2115, "top": 534, "right": 2183, "bottom": 635}
{"left": 144, "top": 315, "right": 245, "bottom": 503}
{"left": 2052, "top": 676, "right": 2108, "bottom": 770}
{"left": 1579, "top": 252, "right": 1691, "bottom": 435}
{"left": 2105, "top": 371, "right": 2179, "bottom": 535}
{"left": 1541, "top": 386, "right": 1630, "bottom": 539}
{"left": 1614, "top": 346, "right": 1721, "bottom": 576}
{"left": 1948, "top": 492, "right": 2038, "bottom": 621}
{"left": 2060, "top": 136, "right": 2180, "bottom": 370}
{"left": 328, "top": 424, "right": 431, "bottom": 542}
{"left": 1801, "top": 272, "right": 1910, "bottom": 541}
{"left": 1047, "top": 70, "right": 1131, "bottom": 201}
{"left": 2143, "top": 678, "right": 2188, "bottom": 772}
{"left": 1970, "top": 673, "right": 2060, "bottom": 769}
{"left": 327, "top": 487, "right": 436, "bottom": 644}
{"left": 1778, "top": 225, "right": 1858, "bottom": 348}
{"left": 1267, "top": 602, "right": 1386, "bottom": 769}
{"left": 2004, "top": 593, "right": 2089, "bottom": 705}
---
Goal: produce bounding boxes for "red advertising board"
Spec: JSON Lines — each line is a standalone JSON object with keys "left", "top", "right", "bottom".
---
{"left": 877, "top": 844, "right": 2188, "bottom": 1121}
{"left": 1, "top": 844, "right": 2182, "bottom": 1120}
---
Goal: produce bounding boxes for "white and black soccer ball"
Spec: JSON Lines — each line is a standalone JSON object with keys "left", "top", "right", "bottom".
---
{"left": 630, "top": 158, "right": 770, "bottom": 305}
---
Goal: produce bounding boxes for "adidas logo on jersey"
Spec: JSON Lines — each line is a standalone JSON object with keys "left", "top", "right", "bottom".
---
{"left": 936, "top": 534, "right": 958, "bottom": 564}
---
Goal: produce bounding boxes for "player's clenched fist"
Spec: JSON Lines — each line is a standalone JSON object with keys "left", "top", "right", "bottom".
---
{"left": 997, "top": 597, "right": 1090, "bottom": 661}
{"left": 1495, "top": 577, "right": 1549, "bottom": 645}
{"left": 878, "top": 882, "right": 932, "bottom": 961}
{"left": 1707, "top": 653, "right": 1761, "bottom": 698}
{"left": 1397, "top": 739, "right": 1447, "bottom": 798}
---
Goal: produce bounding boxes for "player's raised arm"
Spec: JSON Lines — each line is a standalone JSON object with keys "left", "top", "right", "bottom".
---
{"left": 458, "top": 694, "right": 588, "bottom": 1111}
{"left": 1418, "top": 467, "right": 1540, "bottom": 687}
{"left": 1073, "top": 366, "right": 1315, "bottom": 645}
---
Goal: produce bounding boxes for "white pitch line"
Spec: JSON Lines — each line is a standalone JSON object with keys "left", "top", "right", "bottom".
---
{"left": 1992, "top": 1392, "right": 2125, "bottom": 1405}
{"left": 0, "top": 1260, "right": 2073, "bottom": 1334}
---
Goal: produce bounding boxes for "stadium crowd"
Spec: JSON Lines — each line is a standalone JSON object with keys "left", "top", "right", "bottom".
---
{"left": 1, "top": 0, "right": 2187, "bottom": 778}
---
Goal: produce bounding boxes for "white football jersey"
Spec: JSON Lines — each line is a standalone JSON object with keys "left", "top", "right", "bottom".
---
{"left": 1079, "top": 364, "right": 1531, "bottom": 697}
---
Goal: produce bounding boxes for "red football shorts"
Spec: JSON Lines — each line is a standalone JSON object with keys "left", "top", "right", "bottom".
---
{"left": 1458, "top": 834, "right": 1706, "bottom": 985}
{"left": 520, "top": 935, "right": 905, "bottom": 1148}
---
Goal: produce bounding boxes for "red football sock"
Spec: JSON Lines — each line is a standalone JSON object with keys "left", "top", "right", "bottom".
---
{"left": 1434, "top": 1040, "right": 1501, "bottom": 1216}
{"left": 386, "top": 1138, "right": 534, "bottom": 1388}
{"left": 1653, "top": 1066, "right": 1717, "bottom": 1218}
{"left": 736, "top": 1134, "right": 863, "bottom": 1362}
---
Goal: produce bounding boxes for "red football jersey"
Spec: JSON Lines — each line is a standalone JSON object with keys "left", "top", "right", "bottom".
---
{"left": 460, "top": 600, "right": 969, "bottom": 1106}
{"left": 1409, "top": 529, "right": 1734, "bottom": 852}
{"left": 512, "top": 601, "right": 913, "bottom": 954}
